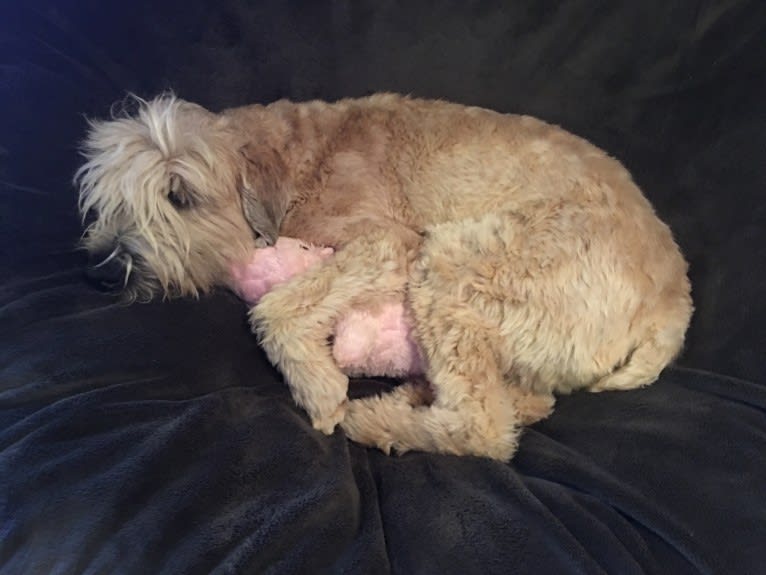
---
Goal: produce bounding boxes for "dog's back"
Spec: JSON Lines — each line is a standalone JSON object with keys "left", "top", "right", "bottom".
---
{"left": 238, "top": 94, "right": 692, "bottom": 396}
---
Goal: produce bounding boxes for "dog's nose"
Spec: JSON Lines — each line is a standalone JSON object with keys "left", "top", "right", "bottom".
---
{"left": 86, "top": 248, "right": 127, "bottom": 290}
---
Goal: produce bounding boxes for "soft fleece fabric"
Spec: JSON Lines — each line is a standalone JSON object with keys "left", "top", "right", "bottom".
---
{"left": 1, "top": 1, "right": 765, "bottom": 574}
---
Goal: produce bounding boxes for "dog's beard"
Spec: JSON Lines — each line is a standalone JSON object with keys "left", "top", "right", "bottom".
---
{"left": 89, "top": 245, "right": 133, "bottom": 289}
{"left": 118, "top": 256, "right": 162, "bottom": 303}
{"left": 85, "top": 243, "right": 161, "bottom": 302}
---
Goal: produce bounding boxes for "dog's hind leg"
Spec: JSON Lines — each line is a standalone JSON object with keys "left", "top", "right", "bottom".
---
{"left": 341, "top": 275, "right": 554, "bottom": 458}
{"left": 342, "top": 377, "right": 554, "bottom": 460}
{"left": 341, "top": 309, "right": 524, "bottom": 460}
{"left": 342, "top": 239, "right": 523, "bottom": 459}
{"left": 341, "top": 214, "right": 559, "bottom": 460}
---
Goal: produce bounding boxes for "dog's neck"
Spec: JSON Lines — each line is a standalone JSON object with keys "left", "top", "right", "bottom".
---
{"left": 226, "top": 98, "right": 351, "bottom": 223}
{"left": 224, "top": 99, "right": 347, "bottom": 177}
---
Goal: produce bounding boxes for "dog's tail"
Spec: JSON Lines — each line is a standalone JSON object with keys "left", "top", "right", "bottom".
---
{"left": 589, "top": 293, "right": 693, "bottom": 393}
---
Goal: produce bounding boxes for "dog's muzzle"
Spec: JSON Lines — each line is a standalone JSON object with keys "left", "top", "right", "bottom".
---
{"left": 85, "top": 246, "right": 130, "bottom": 291}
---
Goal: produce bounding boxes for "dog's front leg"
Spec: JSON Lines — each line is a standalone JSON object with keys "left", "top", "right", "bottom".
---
{"left": 253, "top": 286, "right": 348, "bottom": 433}
{"left": 249, "top": 226, "right": 418, "bottom": 434}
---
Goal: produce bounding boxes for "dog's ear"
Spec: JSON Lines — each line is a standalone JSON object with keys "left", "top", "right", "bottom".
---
{"left": 238, "top": 143, "right": 289, "bottom": 246}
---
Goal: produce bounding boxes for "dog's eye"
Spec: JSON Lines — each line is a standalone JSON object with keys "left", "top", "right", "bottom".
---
{"left": 300, "top": 244, "right": 309, "bottom": 251}
{"left": 168, "top": 175, "right": 193, "bottom": 209}
{"left": 168, "top": 189, "right": 190, "bottom": 209}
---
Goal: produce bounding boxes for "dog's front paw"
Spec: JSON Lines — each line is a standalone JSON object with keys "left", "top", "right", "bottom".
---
{"left": 311, "top": 400, "right": 348, "bottom": 435}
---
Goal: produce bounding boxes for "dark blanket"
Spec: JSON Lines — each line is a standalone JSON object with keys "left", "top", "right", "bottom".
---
{"left": 1, "top": 2, "right": 765, "bottom": 574}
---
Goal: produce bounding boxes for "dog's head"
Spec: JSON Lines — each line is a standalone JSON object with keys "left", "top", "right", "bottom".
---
{"left": 76, "top": 94, "right": 287, "bottom": 301}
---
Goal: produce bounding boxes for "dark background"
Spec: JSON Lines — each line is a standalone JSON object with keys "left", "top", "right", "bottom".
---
{"left": 1, "top": 1, "right": 765, "bottom": 574}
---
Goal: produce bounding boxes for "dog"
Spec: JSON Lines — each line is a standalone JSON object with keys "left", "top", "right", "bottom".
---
{"left": 76, "top": 93, "right": 693, "bottom": 460}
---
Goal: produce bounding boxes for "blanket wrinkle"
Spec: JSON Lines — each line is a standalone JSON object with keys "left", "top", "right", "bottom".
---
{"left": 530, "top": 480, "right": 655, "bottom": 575}
{"left": 524, "top": 445, "right": 700, "bottom": 563}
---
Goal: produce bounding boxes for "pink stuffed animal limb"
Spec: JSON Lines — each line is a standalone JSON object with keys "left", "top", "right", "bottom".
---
{"left": 333, "top": 302, "right": 424, "bottom": 378}
{"left": 228, "top": 237, "right": 335, "bottom": 302}
{"left": 229, "top": 237, "right": 425, "bottom": 378}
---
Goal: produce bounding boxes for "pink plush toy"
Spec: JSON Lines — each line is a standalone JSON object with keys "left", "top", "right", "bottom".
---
{"left": 229, "top": 237, "right": 425, "bottom": 378}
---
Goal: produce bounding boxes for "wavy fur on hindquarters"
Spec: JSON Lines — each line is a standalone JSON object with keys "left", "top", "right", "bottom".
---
{"left": 341, "top": 203, "right": 690, "bottom": 459}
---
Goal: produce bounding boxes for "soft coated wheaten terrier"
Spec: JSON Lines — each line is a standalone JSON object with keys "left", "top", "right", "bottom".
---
{"left": 76, "top": 93, "right": 692, "bottom": 460}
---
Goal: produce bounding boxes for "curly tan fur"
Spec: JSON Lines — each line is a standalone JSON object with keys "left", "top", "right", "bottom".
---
{"left": 77, "top": 93, "right": 692, "bottom": 460}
